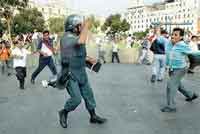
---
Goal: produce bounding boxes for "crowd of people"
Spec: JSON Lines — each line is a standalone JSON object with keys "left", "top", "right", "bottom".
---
{"left": 1, "top": 14, "right": 200, "bottom": 128}
{"left": 0, "top": 30, "right": 59, "bottom": 89}
{"left": 137, "top": 26, "right": 200, "bottom": 112}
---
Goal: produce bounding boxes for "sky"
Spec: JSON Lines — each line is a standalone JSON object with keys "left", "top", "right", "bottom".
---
{"left": 68, "top": 0, "right": 162, "bottom": 17}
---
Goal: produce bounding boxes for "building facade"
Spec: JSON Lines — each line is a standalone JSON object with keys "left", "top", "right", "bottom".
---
{"left": 28, "top": 0, "right": 68, "bottom": 20}
{"left": 124, "top": 0, "right": 200, "bottom": 34}
{"left": 129, "top": 0, "right": 144, "bottom": 7}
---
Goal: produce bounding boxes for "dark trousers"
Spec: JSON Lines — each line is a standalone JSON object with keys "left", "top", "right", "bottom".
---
{"left": 31, "top": 56, "right": 57, "bottom": 80}
{"left": 112, "top": 52, "right": 120, "bottom": 63}
{"left": 15, "top": 67, "right": 26, "bottom": 88}
{"left": 188, "top": 55, "right": 200, "bottom": 71}
{"left": 64, "top": 76, "right": 96, "bottom": 112}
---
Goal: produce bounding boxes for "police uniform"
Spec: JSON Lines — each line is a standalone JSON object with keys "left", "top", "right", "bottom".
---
{"left": 60, "top": 32, "right": 96, "bottom": 111}
{"left": 57, "top": 14, "right": 106, "bottom": 128}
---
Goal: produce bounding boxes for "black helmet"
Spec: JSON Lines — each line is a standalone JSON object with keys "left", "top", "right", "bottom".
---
{"left": 65, "top": 14, "right": 83, "bottom": 32}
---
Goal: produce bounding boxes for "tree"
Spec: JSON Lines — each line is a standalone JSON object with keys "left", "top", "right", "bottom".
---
{"left": 101, "top": 14, "right": 130, "bottom": 38}
{"left": 0, "top": 0, "right": 28, "bottom": 40}
{"left": 0, "top": 19, "right": 6, "bottom": 33}
{"left": 48, "top": 17, "right": 64, "bottom": 33}
{"left": 133, "top": 29, "right": 149, "bottom": 39}
{"left": 12, "top": 8, "right": 45, "bottom": 34}
{"left": 89, "top": 15, "right": 101, "bottom": 33}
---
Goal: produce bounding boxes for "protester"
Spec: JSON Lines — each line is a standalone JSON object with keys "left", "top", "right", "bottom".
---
{"left": 31, "top": 30, "right": 57, "bottom": 84}
{"left": 11, "top": 35, "right": 32, "bottom": 89}
{"left": 112, "top": 38, "right": 120, "bottom": 63}
{"left": 161, "top": 28, "right": 200, "bottom": 112}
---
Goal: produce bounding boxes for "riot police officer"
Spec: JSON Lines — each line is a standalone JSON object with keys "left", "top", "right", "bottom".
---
{"left": 58, "top": 14, "right": 107, "bottom": 128}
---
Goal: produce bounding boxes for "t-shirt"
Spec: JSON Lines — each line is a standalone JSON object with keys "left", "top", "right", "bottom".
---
{"left": 112, "top": 42, "right": 119, "bottom": 52}
{"left": 41, "top": 43, "right": 53, "bottom": 56}
{"left": 12, "top": 47, "right": 31, "bottom": 68}
{"left": 0, "top": 48, "right": 10, "bottom": 61}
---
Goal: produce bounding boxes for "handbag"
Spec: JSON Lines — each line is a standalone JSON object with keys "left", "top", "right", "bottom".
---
{"left": 86, "top": 57, "right": 102, "bottom": 73}
{"left": 188, "top": 54, "right": 200, "bottom": 67}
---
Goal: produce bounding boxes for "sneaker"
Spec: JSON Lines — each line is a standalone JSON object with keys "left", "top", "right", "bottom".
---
{"left": 42, "top": 80, "right": 48, "bottom": 88}
{"left": 185, "top": 93, "right": 198, "bottom": 102}
{"left": 160, "top": 106, "right": 176, "bottom": 112}
{"left": 58, "top": 109, "right": 68, "bottom": 128}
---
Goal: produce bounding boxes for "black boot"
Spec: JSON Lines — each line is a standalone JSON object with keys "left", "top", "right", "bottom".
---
{"left": 185, "top": 93, "right": 198, "bottom": 102}
{"left": 89, "top": 109, "right": 107, "bottom": 124}
{"left": 58, "top": 109, "right": 68, "bottom": 128}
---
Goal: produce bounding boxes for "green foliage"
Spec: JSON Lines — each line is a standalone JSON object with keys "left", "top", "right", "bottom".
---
{"left": 12, "top": 8, "right": 45, "bottom": 34}
{"left": 101, "top": 14, "right": 130, "bottom": 38}
{"left": 0, "top": 0, "right": 29, "bottom": 40}
{"left": 0, "top": 20, "right": 6, "bottom": 32}
{"left": 48, "top": 17, "right": 64, "bottom": 33}
{"left": 0, "top": 0, "right": 28, "bottom": 8}
{"left": 89, "top": 15, "right": 101, "bottom": 33}
{"left": 133, "top": 29, "right": 149, "bottom": 39}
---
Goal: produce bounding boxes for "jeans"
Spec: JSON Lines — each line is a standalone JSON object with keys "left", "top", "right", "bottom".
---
{"left": 165, "top": 68, "right": 194, "bottom": 108}
{"left": 31, "top": 56, "right": 57, "bottom": 80}
{"left": 152, "top": 54, "right": 166, "bottom": 80}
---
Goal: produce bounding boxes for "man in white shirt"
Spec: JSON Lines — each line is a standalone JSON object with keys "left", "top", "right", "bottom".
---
{"left": 112, "top": 39, "right": 120, "bottom": 63}
{"left": 12, "top": 35, "right": 31, "bottom": 89}
{"left": 32, "top": 30, "right": 39, "bottom": 52}
{"left": 31, "top": 30, "right": 57, "bottom": 84}
{"left": 96, "top": 37, "right": 106, "bottom": 63}
{"left": 126, "top": 34, "right": 133, "bottom": 48}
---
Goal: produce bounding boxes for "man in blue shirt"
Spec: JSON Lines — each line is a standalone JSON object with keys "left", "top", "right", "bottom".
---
{"left": 150, "top": 29, "right": 169, "bottom": 82}
{"left": 161, "top": 28, "right": 200, "bottom": 112}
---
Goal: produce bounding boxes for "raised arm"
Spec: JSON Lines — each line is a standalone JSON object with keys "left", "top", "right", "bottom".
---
{"left": 78, "top": 19, "right": 91, "bottom": 45}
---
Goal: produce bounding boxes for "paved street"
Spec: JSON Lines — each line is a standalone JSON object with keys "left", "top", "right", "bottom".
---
{"left": 0, "top": 64, "right": 200, "bottom": 134}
